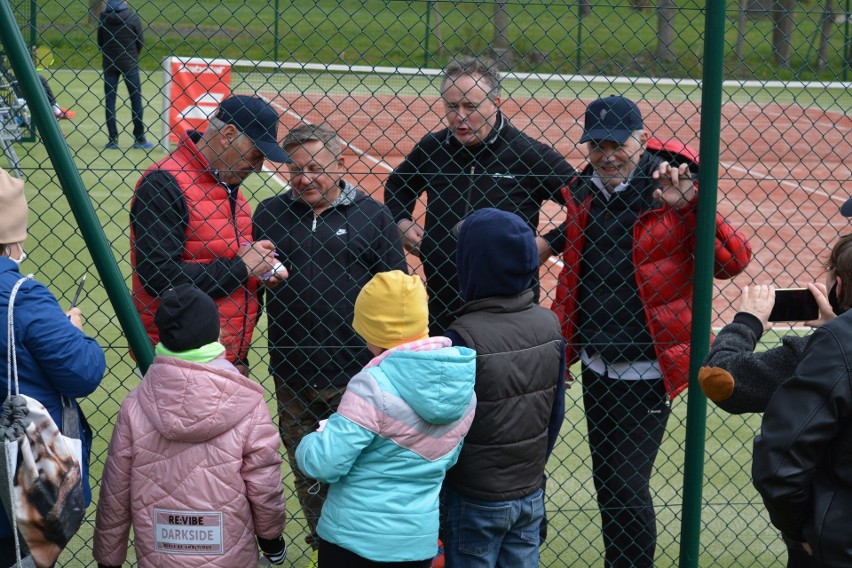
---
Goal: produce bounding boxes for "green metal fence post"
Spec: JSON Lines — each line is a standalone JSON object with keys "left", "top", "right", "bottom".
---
{"left": 845, "top": 0, "right": 850, "bottom": 81}
{"left": 424, "top": 0, "right": 433, "bottom": 67}
{"left": 0, "top": 0, "right": 155, "bottom": 372}
{"left": 679, "top": 0, "right": 728, "bottom": 564}
{"left": 576, "top": 0, "right": 584, "bottom": 73}
{"left": 273, "top": 0, "right": 280, "bottom": 62}
{"left": 28, "top": 0, "right": 36, "bottom": 48}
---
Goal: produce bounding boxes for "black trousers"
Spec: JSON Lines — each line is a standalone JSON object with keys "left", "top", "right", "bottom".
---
{"left": 582, "top": 366, "right": 671, "bottom": 568}
{"left": 318, "top": 539, "right": 431, "bottom": 568}
{"left": 0, "top": 536, "right": 22, "bottom": 568}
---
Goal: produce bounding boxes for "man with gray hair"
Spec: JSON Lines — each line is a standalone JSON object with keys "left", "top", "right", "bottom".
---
{"left": 550, "top": 95, "right": 752, "bottom": 567}
{"left": 130, "top": 95, "right": 290, "bottom": 376}
{"left": 253, "top": 123, "right": 406, "bottom": 558}
{"left": 384, "top": 57, "right": 577, "bottom": 334}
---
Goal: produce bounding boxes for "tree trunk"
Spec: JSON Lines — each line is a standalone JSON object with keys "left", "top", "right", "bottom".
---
{"left": 433, "top": 2, "right": 444, "bottom": 60}
{"left": 815, "top": 0, "right": 835, "bottom": 70}
{"left": 772, "top": 0, "right": 796, "bottom": 67}
{"left": 655, "top": 0, "right": 677, "bottom": 64}
{"left": 736, "top": 0, "right": 748, "bottom": 61}
{"left": 88, "top": 0, "right": 106, "bottom": 24}
{"left": 493, "top": 0, "right": 513, "bottom": 68}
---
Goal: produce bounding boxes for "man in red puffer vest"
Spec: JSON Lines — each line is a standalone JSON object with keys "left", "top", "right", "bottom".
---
{"left": 130, "top": 95, "right": 291, "bottom": 376}
{"left": 548, "top": 96, "right": 752, "bottom": 568}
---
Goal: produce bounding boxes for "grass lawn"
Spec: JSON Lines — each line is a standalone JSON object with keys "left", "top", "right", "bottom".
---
{"left": 4, "top": 61, "right": 823, "bottom": 566}
{"left": 9, "top": 0, "right": 852, "bottom": 81}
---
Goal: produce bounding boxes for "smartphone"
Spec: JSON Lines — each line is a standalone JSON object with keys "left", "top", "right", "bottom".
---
{"left": 768, "top": 288, "right": 820, "bottom": 322}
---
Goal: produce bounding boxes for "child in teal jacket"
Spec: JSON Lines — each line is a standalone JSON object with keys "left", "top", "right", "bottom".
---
{"left": 296, "top": 271, "right": 476, "bottom": 567}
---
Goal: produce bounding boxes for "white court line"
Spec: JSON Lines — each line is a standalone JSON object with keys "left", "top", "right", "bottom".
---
{"left": 725, "top": 101, "right": 851, "bottom": 134}
{"left": 720, "top": 161, "right": 843, "bottom": 203}
{"left": 544, "top": 160, "right": 843, "bottom": 270}
{"left": 266, "top": 99, "right": 396, "bottom": 174}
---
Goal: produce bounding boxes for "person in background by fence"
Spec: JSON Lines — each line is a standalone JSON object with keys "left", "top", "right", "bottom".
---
{"left": 130, "top": 95, "right": 290, "bottom": 376}
{"left": 97, "top": 0, "right": 150, "bottom": 149}
{"left": 383, "top": 57, "right": 577, "bottom": 335}
{"left": 253, "top": 123, "right": 406, "bottom": 563}
{"left": 752, "top": 233, "right": 852, "bottom": 568}
{"left": 296, "top": 270, "right": 477, "bottom": 568}
{"left": 93, "top": 283, "right": 287, "bottom": 568}
{"left": 0, "top": 167, "right": 106, "bottom": 566}
{"left": 442, "top": 208, "right": 565, "bottom": 568}
{"left": 549, "top": 95, "right": 752, "bottom": 567}
{"left": 0, "top": 57, "right": 74, "bottom": 120}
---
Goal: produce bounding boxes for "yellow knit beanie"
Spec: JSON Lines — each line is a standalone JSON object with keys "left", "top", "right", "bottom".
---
{"left": 353, "top": 271, "right": 429, "bottom": 350}
{"left": 0, "top": 167, "right": 27, "bottom": 244}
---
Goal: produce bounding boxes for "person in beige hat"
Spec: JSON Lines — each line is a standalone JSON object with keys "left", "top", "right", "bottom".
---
{"left": 295, "top": 270, "right": 476, "bottom": 567}
{"left": 0, "top": 167, "right": 28, "bottom": 263}
{"left": 0, "top": 167, "right": 106, "bottom": 564}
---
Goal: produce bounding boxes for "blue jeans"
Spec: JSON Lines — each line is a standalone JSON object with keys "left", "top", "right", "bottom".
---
{"left": 443, "top": 485, "right": 543, "bottom": 568}
{"left": 104, "top": 66, "right": 146, "bottom": 143}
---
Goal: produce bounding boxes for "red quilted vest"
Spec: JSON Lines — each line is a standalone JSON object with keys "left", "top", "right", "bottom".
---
{"left": 129, "top": 135, "right": 259, "bottom": 363}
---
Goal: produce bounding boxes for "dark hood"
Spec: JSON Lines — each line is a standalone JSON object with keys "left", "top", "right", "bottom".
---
{"left": 456, "top": 208, "right": 538, "bottom": 302}
{"left": 105, "top": 0, "right": 129, "bottom": 10}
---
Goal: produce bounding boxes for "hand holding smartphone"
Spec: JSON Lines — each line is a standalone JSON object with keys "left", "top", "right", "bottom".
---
{"left": 768, "top": 288, "right": 820, "bottom": 322}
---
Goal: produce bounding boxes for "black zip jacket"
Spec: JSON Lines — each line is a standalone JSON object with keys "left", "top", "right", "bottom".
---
{"left": 753, "top": 308, "right": 852, "bottom": 566}
{"left": 383, "top": 113, "right": 576, "bottom": 333}
{"left": 97, "top": 7, "right": 143, "bottom": 73}
{"left": 252, "top": 182, "right": 406, "bottom": 388}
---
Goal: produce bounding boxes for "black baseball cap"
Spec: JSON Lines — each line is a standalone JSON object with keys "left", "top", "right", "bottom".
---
{"left": 215, "top": 95, "right": 291, "bottom": 163}
{"left": 580, "top": 95, "right": 644, "bottom": 144}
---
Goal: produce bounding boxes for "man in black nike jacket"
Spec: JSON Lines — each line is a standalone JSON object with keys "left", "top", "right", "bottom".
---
{"left": 383, "top": 57, "right": 577, "bottom": 333}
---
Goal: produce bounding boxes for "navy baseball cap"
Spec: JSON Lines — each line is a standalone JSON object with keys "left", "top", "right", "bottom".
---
{"left": 215, "top": 95, "right": 291, "bottom": 163}
{"left": 841, "top": 197, "right": 852, "bottom": 217}
{"left": 580, "top": 95, "right": 644, "bottom": 144}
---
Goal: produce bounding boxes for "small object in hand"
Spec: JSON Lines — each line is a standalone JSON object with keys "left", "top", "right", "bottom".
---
{"left": 262, "top": 262, "right": 288, "bottom": 281}
{"left": 70, "top": 274, "right": 86, "bottom": 308}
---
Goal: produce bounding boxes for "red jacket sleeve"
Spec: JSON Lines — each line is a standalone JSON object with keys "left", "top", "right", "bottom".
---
{"left": 711, "top": 212, "right": 752, "bottom": 279}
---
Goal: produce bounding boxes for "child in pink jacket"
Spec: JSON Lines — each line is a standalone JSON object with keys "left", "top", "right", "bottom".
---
{"left": 94, "top": 284, "right": 286, "bottom": 568}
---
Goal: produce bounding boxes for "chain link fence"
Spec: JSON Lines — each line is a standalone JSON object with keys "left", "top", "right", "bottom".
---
{"left": 1, "top": 0, "right": 851, "bottom": 566}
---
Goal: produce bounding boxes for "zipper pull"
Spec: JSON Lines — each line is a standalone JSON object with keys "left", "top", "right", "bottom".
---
{"left": 471, "top": 166, "right": 475, "bottom": 175}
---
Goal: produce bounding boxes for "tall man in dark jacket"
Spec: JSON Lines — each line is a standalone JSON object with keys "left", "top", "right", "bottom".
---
{"left": 443, "top": 208, "right": 565, "bottom": 567}
{"left": 253, "top": 123, "right": 406, "bottom": 555}
{"left": 97, "top": 0, "right": 150, "bottom": 149}
{"left": 383, "top": 57, "right": 576, "bottom": 334}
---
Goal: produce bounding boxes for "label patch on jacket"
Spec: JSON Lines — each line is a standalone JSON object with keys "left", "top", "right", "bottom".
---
{"left": 153, "top": 509, "right": 223, "bottom": 554}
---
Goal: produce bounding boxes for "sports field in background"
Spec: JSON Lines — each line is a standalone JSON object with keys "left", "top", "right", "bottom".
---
{"left": 236, "top": 63, "right": 851, "bottom": 326}
{"left": 6, "top": 64, "right": 849, "bottom": 566}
